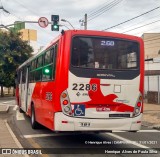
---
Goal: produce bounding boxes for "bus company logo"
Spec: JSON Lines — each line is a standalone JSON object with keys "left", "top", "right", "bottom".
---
{"left": 97, "top": 73, "right": 115, "bottom": 77}
{"left": 76, "top": 92, "right": 81, "bottom": 97}
{"left": 74, "top": 104, "right": 85, "bottom": 116}
{"left": 116, "top": 99, "right": 129, "bottom": 103}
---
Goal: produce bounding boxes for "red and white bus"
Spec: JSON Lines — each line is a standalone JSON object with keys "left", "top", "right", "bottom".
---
{"left": 16, "top": 30, "right": 144, "bottom": 132}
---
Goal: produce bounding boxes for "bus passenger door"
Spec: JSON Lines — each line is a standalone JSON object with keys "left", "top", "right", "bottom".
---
{"left": 20, "top": 67, "right": 29, "bottom": 112}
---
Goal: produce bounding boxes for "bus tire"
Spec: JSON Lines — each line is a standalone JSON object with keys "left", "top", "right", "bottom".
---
{"left": 31, "top": 105, "right": 38, "bottom": 129}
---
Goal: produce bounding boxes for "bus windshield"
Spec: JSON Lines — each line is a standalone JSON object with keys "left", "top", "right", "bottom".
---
{"left": 71, "top": 36, "right": 139, "bottom": 70}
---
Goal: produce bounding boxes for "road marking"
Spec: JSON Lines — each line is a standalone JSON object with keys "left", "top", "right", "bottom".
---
{"left": 24, "top": 133, "right": 76, "bottom": 138}
{"left": 138, "top": 130, "right": 160, "bottom": 132}
{"left": 24, "top": 134, "right": 55, "bottom": 138}
{"left": 113, "top": 130, "right": 160, "bottom": 132}
{"left": 23, "top": 130, "right": 160, "bottom": 139}
{"left": 2, "top": 100, "right": 15, "bottom": 104}
{"left": 16, "top": 110, "right": 25, "bottom": 120}
{"left": 106, "top": 133, "right": 149, "bottom": 148}
{"left": 13, "top": 105, "right": 18, "bottom": 111}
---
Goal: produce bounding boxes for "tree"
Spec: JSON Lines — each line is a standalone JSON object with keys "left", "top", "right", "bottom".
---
{"left": 0, "top": 29, "right": 33, "bottom": 97}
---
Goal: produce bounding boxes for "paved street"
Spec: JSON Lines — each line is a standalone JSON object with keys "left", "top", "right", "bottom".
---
{"left": 0, "top": 97, "right": 160, "bottom": 157}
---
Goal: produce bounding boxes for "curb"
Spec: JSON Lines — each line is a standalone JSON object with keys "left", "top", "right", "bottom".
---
{"left": 5, "top": 120, "right": 30, "bottom": 157}
{"left": 142, "top": 123, "right": 160, "bottom": 130}
{"left": 0, "top": 105, "right": 9, "bottom": 113}
{"left": 152, "top": 125, "right": 160, "bottom": 130}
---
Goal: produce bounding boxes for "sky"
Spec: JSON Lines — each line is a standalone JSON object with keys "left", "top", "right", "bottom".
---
{"left": 0, "top": 0, "right": 160, "bottom": 49}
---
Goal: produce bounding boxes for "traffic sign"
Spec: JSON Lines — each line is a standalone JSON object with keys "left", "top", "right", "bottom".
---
{"left": 38, "top": 17, "right": 49, "bottom": 28}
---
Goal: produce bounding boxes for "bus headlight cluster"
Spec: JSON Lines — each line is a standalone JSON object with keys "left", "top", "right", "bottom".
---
{"left": 60, "top": 90, "right": 72, "bottom": 116}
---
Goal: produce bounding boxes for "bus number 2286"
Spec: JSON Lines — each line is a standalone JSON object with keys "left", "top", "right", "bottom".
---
{"left": 72, "top": 83, "right": 97, "bottom": 91}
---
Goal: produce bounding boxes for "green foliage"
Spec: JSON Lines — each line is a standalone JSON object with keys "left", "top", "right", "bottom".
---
{"left": 0, "top": 29, "right": 33, "bottom": 92}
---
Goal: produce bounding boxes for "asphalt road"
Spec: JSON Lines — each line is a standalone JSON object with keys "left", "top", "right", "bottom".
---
{"left": 1, "top": 98, "right": 160, "bottom": 157}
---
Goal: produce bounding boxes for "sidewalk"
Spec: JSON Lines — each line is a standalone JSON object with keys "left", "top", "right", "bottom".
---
{"left": 0, "top": 120, "right": 27, "bottom": 157}
{"left": 142, "top": 103, "right": 160, "bottom": 129}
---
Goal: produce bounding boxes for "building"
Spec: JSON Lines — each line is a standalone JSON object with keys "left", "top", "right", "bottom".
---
{"left": 19, "top": 29, "right": 38, "bottom": 53}
{"left": 10, "top": 21, "right": 38, "bottom": 53}
{"left": 142, "top": 33, "right": 160, "bottom": 59}
{"left": 145, "top": 57, "right": 160, "bottom": 104}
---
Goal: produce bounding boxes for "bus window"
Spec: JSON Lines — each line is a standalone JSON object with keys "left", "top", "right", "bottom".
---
{"left": 36, "top": 56, "right": 43, "bottom": 68}
{"left": 50, "top": 47, "right": 55, "bottom": 62}
{"left": 35, "top": 69, "right": 42, "bottom": 82}
{"left": 44, "top": 51, "right": 51, "bottom": 65}
{"left": 52, "top": 45, "right": 57, "bottom": 79}
{"left": 71, "top": 37, "right": 139, "bottom": 70}
{"left": 29, "top": 71, "right": 35, "bottom": 83}
{"left": 42, "top": 65, "right": 52, "bottom": 81}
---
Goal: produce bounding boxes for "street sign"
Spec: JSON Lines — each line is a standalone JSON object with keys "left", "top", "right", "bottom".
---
{"left": 38, "top": 17, "right": 49, "bottom": 28}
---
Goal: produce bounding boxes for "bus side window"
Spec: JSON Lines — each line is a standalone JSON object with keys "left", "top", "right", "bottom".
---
{"left": 51, "top": 47, "right": 55, "bottom": 62}
{"left": 42, "top": 65, "right": 52, "bottom": 81}
{"left": 35, "top": 69, "right": 42, "bottom": 82}
{"left": 37, "top": 56, "right": 43, "bottom": 68}
{"left": 30, "top": 61, "right": 33, "bottom": 71}
{"left": 42, "top": 51, "right": 52, "bottom": 81}
{"left": 52, "top": 46, "right": 56, "bottom": 79}
{"left": 44, "top": 51, "right": 51, "bottom": 65}
{"left": 29, "top": 71, "right": 35, "bottom": 83}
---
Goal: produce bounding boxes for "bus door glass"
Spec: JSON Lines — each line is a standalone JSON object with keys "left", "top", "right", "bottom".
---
{"left": 21, "top": 66, "right": 29, "bottom": 112}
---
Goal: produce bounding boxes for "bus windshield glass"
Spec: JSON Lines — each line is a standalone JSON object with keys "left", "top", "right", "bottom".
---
{"left": 71, "top": 36, "right": 139, "bottom": 70}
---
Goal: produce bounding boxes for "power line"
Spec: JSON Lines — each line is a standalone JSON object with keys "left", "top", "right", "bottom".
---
{"left": 88, "top": 0, "right": 121, "bottom": 19}
{"left": 13, "top": 0, "right": 39, "bottom": 16}
{"left": 122, "top": 19, "right": 160, "bottom": 33}
{"left": 88, "top": 0, "right": 123, "bottom": 22}
{"left": 118, "top": 12, "right": 160, "bottom": 33}
{"left": 79, "top": 0, "right": 123, "bottom": 28}
{"left": 86, "top": 0, "right": 113, "bottom": 17}
{"left": 134, "top": 24, "right": 160, "bottom": 36}
{"left": 79, "top": 0, "right": 114, "bottom": 21}
{"left": 103, "top": 6, "right": 160, "bottom": 31}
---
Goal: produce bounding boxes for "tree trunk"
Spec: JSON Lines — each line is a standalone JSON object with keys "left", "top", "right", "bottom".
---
{"left": 13, "top": 88, "right": 15, "bottom": 96}
{"left": 1, "top": 85, "right": 4, "bottom": 97}
{"left": 8, "top": 87, "right": 10, "bottom": 94}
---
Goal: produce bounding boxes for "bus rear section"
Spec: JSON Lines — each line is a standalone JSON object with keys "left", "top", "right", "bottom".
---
{"left": 54, "top": 32, "right": 144, "bottom": 132}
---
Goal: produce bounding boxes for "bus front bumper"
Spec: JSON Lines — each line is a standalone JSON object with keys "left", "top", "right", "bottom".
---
{"left": 54, "top": 112, "right": 142, "bottom": 131}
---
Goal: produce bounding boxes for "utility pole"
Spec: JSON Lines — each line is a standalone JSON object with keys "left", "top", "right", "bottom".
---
{"left": 84, "top": 14, "right": 87, "bottom": 30}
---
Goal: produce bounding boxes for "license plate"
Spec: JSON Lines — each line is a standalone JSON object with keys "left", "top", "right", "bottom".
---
{"left": 79, "top": 122, "right": 90, "bottom": 127}
{"left": 96, "top": 107, "right": 110, "bottom": 112}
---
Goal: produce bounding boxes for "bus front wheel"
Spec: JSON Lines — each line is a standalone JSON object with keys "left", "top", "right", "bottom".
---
{"left": 31, "top": 105, "right": 38, "bottom": 129}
